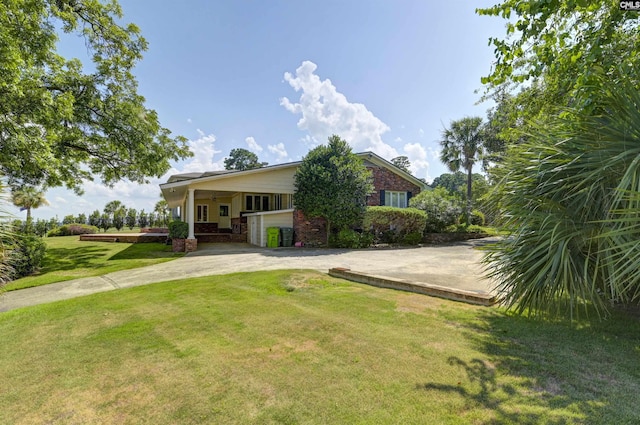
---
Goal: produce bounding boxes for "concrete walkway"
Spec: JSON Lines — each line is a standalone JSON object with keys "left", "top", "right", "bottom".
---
{"left": 0, "top": 238, "right": 498, "bottom": 312}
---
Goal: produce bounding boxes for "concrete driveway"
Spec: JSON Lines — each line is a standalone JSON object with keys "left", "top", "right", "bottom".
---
{"left": 0, "top": 238, "right": 498, "bottom": 312}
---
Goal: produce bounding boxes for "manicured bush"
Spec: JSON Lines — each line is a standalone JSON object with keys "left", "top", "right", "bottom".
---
{"left": 330, "top": 228, "right": 373, "bottom": 249}
{"left": 168, "top": 220, "right": 189, "bottom": 239}
{"left": 9, "top": 234, "right": 46, "bottom": 279}
{"left": 48, "top": 223, "right": 99, "bottom": 237}
{"left": 363, "top": 206, "right": 427, "bottom": 244}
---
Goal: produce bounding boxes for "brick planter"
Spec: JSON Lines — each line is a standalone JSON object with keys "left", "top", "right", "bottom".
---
{"left": 172, "top": 238, "right": 186, "bottom": 252}
{"left": 185, "top": 238, "right": 198, "bottom": 252}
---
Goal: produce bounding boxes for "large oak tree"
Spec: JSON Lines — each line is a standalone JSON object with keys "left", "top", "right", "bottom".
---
{"left": 0, "top": 0, "right": 191, "bottom": 192}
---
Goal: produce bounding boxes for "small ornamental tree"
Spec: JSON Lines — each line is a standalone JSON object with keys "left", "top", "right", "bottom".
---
{"left": 293, "top": 135, "right": 373, "bottom": 245}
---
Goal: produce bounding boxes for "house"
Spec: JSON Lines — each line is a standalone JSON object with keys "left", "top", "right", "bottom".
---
{"left": 159, "top": 152, "right": 428, "bottom": 250}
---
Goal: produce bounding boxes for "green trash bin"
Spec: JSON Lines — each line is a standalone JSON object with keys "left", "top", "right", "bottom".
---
{"left": 267, "top": 227, "right": 280, "bottom": 248}
{"left": 280, "top": 227, "right": 293, "bottom": 247}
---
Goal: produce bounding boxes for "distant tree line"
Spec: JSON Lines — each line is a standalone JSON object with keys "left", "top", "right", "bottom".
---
{"left": 13, "top": 199, "right": 172, "bottom": 237}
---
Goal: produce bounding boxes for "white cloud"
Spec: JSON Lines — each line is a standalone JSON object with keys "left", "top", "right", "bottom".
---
{"left": 403, "top": 143, "right": 430, "bottom": 180}
{"left": 181, "top": 131, "right": 223, "bottom": 173}
{"left": 268, "top": 142, "right": 289, "bottom": 162}
{"left": 187, "top": 118, "right": 192, "bottom": 123}
{"left": 419, "top": 128, "right": 424, "bottom": 136}
{"left": 281, "top": 60, "right": 398, "bottom": 159}
{"left": 245, "top": 136, "right": 263, "bottom": 152}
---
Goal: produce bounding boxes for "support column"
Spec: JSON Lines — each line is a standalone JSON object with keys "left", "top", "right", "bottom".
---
{"left": 187, "top": 188, "right": 195, "bottom": 240}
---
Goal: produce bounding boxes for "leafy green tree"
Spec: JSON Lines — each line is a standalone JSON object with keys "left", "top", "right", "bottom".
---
{"left": 0, "top": 0, "right": 191, "bottom": 192}
{"left": 484, "top": 75, "right": 640, "bottom": 317}
{"left": 11, "top": 186, "right": 49, "bottom": 222}
{"left": 125, "top": 208, "right": 137, "bottom": 230}
{"left": 391, "top": 156, "right": 411, "bottom": 173}
{"left": 112, "top": 209, "right": 125, "bottom": 231}
{"left": 294, "top": 135, "right": 374, "bottom": 245}
{"left": 62, "top": 215, "right": 75, "bottom": 225}
{"left": 224, "top": 148, "right": 268, "bottom": 171}
{"left": 477, "top": 1, "right": 637, "bottom": 92}
{"left": 138, "top": 210, "right": 149, "bottom": 229}
{"left": 99, "top": 213, "right": 111, "bottom": 233}
{"left": 76, "top": 213, "right": 87, "bottom": 225}
{"left": 431, "top": 172, "right": 467, "bottom": 195}
{"left": 34, "top": 219, "right": 50, "bottom": 237}
{"left": 477, "top": 1, "right": 640, "bottom": 138}
{"left": 439, "top": 117, "right": 487, "bottom": 225}
{"left": 88, "top": 210, "right": 101, "bottom": 227}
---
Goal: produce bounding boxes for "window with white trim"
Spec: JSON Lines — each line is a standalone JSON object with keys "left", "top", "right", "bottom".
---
{"left": 245, "top": 194, "right": 270, "bottom": 212}
{"left": 196, "top": 204, "right": 208, "bottom": 222}
{"left": 385, "top": 191, "right": 407, "bottom": 208}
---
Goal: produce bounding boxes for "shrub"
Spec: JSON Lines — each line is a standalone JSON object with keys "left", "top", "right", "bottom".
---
{"left": 363, "top": 206, "right": 427, "bottom": 244}
{"left": 168, "top": 220, "right": 189, "bottom": 239}
{"left": 402, "top": 231, "right": 423, "bottom": 245}
{"left": 9, "top": 234, "right": 46, "bottom": 279}
{"left": 47, "top": 223, "right": 98, "bottom": 237}
{"left": 445, "top": 224, "right": 468, "bottom": 233}
{"left": 410, "top": 187, "right": 462, "bottom": 233}
{"left": 330, "top": 228, "right": 373, "bottom": 248}
{"left": 470, "top": 210, "right": 485, "bottom": 226}
{"left": 466, "top": 225, "right": 485, "bottom": 234}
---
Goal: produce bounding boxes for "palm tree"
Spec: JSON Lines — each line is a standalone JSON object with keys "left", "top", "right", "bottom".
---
{"left": 483, "top": 73, "right": 640, "bottom": 317}
{"left": 439, "top": 116, "right": 486, "bottom": 225}
{"left": 154, "top": 200, "right": 169, "bottom": 226}
{"left": 11, "top": 186, "right": 49, "bottom": 222}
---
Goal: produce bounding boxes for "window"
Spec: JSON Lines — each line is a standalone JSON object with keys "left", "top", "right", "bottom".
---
{"left": 219, "top": 205, "right": 229, "bottom": 217}
{"left": 385, "top": 191, "right": 407, "bottom": 208}
{"left": 274, "top": 194, "right": 293, "bottom": 210}
{"left": 196, "top": 204, "right": 208, "bottom": 222}
{"left": 245, "top": 194, "right": 270, "bottom": 211}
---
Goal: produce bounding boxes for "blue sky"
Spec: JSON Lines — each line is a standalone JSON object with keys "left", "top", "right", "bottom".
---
{"left": 21, "top": 0, "right": 506, "bottom": 220}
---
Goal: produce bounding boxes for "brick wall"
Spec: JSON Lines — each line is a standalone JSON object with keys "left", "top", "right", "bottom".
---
{"left": 293, "top": 209, "right": 328, "bottom": 247}
{"left": 231, "top": 217, "right": 247, "bottom": 235}
{"left": 367, "top": 166, "right": 422, "bottom": 206}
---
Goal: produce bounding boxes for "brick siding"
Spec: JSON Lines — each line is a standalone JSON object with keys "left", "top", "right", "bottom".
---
{"left": 367, "top": 166, "right": 422, "bottom": 206}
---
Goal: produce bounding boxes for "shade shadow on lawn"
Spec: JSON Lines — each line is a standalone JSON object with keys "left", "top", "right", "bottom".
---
{"left": 416, "top": 309, "right": 640, "bottom": 424}
{"left": 40, "top": 246, "right": 112, "bottom": 272}
{"left": 107, "top": 243, "right": 178, "bottom": 261}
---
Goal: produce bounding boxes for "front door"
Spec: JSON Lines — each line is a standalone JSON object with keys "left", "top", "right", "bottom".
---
{"left": 219, "top": 204, "right": 231, "bottom": 229}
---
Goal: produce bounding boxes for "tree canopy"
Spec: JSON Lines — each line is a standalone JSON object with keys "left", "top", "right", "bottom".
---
{"left": 293, "top": 135, "right": 373, "bottom": 243}
{"left": 0, "top": 0, "right": 191, "bottom": 192}
{"left": 224, "top": 148, "right": 268, "bottom": 171}
{"left": 391, "top": 156, "right": 411, "bottom": 173}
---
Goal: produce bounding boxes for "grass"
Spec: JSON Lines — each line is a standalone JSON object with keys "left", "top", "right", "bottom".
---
{"left": 1, "top": 269, "right": 639, "bottom": 424}
{"left": 4, "top": 236, "right": 183, "bottom": 291}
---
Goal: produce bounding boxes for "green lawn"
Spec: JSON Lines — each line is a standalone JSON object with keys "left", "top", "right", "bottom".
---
{"left": 1, "top": 270, "right": 638, "bottom": 424}
{"left": 4, "top": 236, "right": 183, "bottom": 291}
